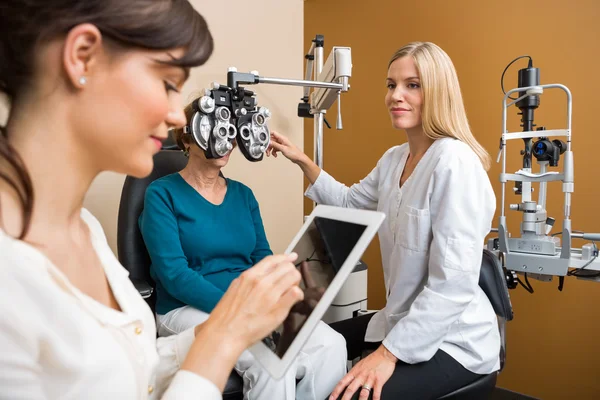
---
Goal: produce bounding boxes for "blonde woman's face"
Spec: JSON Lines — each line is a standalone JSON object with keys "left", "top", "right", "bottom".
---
{"left": 385, "top": 56, "right": 423, "bottom": 130}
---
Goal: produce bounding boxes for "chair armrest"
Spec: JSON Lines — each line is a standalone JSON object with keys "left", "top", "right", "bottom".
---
{"left": 131, "top": 278, "right": 154, "bottom": 299}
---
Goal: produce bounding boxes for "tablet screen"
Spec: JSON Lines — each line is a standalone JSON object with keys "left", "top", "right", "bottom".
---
{"left": 262, "top": 216, "right": 367, "bottom": 358}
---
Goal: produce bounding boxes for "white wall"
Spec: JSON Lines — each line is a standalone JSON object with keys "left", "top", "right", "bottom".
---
{"left": 83, "top": 0, "right": 305, "bottom": 255}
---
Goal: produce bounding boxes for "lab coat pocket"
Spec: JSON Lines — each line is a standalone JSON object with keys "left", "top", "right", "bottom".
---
{"left": 396, "top": 205, "right": 431, "bottom": 252}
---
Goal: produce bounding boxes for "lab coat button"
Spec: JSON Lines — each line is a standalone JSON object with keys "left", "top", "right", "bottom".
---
{"left": 135, "top": 326, "right": 143, "bottom": 335}
{"left": 148, "top": 385, "right": 154, "bottom": 393}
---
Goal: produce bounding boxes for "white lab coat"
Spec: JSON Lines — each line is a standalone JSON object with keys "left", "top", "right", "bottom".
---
{"left": 305, "top": 137, "right": 501, "bottom": 375}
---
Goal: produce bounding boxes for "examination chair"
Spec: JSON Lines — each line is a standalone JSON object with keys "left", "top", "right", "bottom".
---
{"left": 117, "top": 148, "right": 244, "bottom": 400}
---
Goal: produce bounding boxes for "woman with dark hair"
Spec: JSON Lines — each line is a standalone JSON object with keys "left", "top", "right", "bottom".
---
{"left": 0, "top": 1, "right": 304, "bottom": 399}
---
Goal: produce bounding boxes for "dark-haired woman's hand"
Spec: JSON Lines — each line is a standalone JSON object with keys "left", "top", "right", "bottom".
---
{"left": 181, "top": 253, "right": 304, "bottom": 391}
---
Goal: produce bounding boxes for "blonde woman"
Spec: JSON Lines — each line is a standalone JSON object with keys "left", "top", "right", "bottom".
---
{"left": 267, "top": 42, "right": 500, "bottom": 400}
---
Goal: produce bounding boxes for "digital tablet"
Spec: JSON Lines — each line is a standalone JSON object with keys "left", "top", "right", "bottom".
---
{"left": 248, "top": 204, "right": 385, "bottom": 379}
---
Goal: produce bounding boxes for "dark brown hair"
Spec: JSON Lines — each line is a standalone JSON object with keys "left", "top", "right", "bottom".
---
{"left": 0, "top": 0, "right": 214, "bottom": 239}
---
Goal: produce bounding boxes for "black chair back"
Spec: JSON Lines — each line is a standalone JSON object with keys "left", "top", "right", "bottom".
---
{"left": 116, "top": 150, "right": 189, "bottom": 305}
{"left": 478, "top": 248, "right": 514, "bottom": 371}
{"left": 478, "top": 249, "right": 513, "bottom": 321}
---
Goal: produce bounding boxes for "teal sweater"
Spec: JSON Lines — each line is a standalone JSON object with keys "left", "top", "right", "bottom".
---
{"left": 138, "top": 173, "right": 272, "bottom": 315}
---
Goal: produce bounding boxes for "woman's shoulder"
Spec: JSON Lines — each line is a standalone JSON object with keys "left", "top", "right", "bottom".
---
{"left": 435, "top": 136, "right": 472, "bottom": 151}
{"left": 223, "top": 179, "right": 261, "bottom": 206}
{"left": 434, "top": 138, "right": 482, "bottom": 167}
{"left": 225, "top": 178, "right": 252, "bottom": 193}
{"left": 0, "top": 227, "right": 28, "bottom": 271}
{"left": 0, "top": 233, "right": 50, "bottom": 321}
{"left": 147, "top": 172, "right": 182, "bottom": 191}
{"left": 0, "top": 224, "right": 58, "bottom": 299}
{"left": 142, "top": 173, "right": 187, "bottom": 203}
{"left": 379, "top": 144, "right": 409, "bottom": 165}
{"left": 0, "top": 210, "right": 103, "bottom": 270}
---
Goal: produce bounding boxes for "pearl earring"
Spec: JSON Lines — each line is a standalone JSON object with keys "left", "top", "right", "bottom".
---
{"left": 79, "top": 76, "right": 87, "bottom": 85}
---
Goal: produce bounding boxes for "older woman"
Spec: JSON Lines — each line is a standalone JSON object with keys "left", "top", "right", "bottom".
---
{"left": 138, "top": 101, "right": 347, "bottom": 400}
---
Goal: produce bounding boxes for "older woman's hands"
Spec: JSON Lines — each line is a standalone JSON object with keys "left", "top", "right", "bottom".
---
{"left": 182, "top": 253, "right": 304, "bottom": 391}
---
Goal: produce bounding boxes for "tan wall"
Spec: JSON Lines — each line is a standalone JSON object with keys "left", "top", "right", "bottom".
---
{"left": 82, "top": 0, "right": 305, "bottom": 255}
{"left": 304, "top": 0, "right": 600, "bottom": 398}
{"left": 0, "top": 0, "right": 305, "bottom": 265}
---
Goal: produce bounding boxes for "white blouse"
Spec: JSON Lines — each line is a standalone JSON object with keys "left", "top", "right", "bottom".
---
{"left": 306, "top": 138, "right": 501, "bottom": 375}
{"left": 0, "top": 208, "right": 221, "bottom": 399}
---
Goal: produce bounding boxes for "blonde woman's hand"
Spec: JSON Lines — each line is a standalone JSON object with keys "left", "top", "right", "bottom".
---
{"left": 329, "top": 345, "right": 397, "bottom": 400}
{"left": 266, "top": 131, "right": 306, "bottom": 164}
{"left": 267, "top": 131, "right": 321, "bottom": 184}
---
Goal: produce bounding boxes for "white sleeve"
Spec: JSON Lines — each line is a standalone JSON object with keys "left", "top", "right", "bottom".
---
{"left": 304, "top": 152, "right": 390, "bottom": 210}
{"left": 161, "top": 372, "right": 221, "bottom": 400}
{"left": 382, "top": 153, "right": 495, "bottom": 363}
{"left": 154, "top": 328, "right": 222, "bottom": 400}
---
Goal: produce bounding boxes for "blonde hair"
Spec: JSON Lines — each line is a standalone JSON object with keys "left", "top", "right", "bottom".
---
{"left": 389, "top": 42, "right": 491, "bottom": 170}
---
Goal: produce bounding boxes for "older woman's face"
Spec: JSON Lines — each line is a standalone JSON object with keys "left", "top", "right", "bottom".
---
{"left": 188, "top": 138, "right": 236, "bottom": 169}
